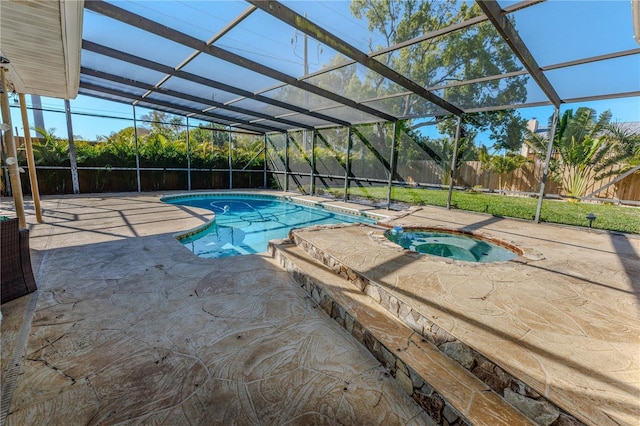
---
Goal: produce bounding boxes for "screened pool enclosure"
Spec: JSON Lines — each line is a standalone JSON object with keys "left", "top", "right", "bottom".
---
{"left": 1, "top": 0, "right": 639, "bottom": 226}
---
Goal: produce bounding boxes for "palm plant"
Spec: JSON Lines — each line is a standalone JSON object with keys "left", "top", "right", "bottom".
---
{"left": 103, "top": 127, "right": 138, "bottom": 168}
{"left": 32, "top": 128, "right": 69, "bottom": 193}
{"left": 32, "top": 128, "right": 69, "bottom": 166}
{"left": 139, "top": 133, "right": 186, "bottom": 189}
{"left": 602, "top": 122, "right": 640, "bottom": 168}
{"left": 525, "top": 107, "right": 636, "bottom": 199}
{"left": 233, "top": 138, "right": 264, "bottom": 170}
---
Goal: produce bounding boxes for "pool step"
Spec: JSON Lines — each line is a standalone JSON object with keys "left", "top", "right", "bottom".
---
{"left": 269, "top": 238, "right": 534, "bottom": 426}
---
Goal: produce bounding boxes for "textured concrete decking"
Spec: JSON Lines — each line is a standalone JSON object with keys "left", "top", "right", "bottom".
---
{"left": 1, "top": 192, "right": 638, "bottom": 425}
{"left": 287, "top": 206, "right": 640, "bottom": 425}
{"left": 1, "top": 192, "right": 431, "bottom": 425}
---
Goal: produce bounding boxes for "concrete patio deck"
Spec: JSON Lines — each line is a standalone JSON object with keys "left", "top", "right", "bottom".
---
{"left": 1, "top": 191, "right": 639, "bottom": 425}
{"left": 0, "top": 192, "right": 430, "bottom": 425}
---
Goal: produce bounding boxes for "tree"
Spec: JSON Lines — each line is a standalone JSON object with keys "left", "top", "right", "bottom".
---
{"left": 140, "top": 111, "right": 184, "bottom": 139}
{"left": 349, "top": 0, "right": 527, "bottom": 144}
{"left": 479, "top": 146, "right": 529, "bottom": 192}
{"left": 187, "top": 125, "right": 228, "bottom": 147}
{"left": 274, "top": 1, "right": 528, "bottom": 150}
{"left": 270, "top": 1, "right": 529, "bottom": 185}
{"left": 525, "top": 107, "right": 637, "bottom": 199}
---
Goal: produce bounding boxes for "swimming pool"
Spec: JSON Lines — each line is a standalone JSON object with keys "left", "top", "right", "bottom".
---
{"left": 163, "top": 194, "right": 377, "bottom": 258}
{"left": 385, "top": 227, "right": 519, "bottom": 263}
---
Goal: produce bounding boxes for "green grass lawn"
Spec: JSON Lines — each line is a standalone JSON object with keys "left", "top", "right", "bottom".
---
{"left": 325, "top": 186, "right": 640, "bottom": 234}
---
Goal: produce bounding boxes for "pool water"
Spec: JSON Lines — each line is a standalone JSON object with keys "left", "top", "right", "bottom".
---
{"left": 166, "top": 196, "right": 375, "bottom": 258}
{"left": 385, "top": 229, "right": 518, "bottom": 263}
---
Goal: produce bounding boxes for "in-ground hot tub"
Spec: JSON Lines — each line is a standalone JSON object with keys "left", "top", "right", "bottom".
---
{"left": 385, "top": 227, "right": 521, "bottom": 263}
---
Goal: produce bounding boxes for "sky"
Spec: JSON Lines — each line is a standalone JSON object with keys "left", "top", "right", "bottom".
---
{"left": 9, "top": 94, "right": 638, "bottom": 145}
{"left": 7, "top": 0, "right": 640, "bottom": 145}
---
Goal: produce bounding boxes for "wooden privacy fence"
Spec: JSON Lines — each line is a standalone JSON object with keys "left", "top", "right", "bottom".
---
{"left": 404, "top": 160, "right": 640, "bottom": 202}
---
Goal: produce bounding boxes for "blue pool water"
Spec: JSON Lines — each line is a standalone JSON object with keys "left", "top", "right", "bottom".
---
{"left": 165, "top": 195, "right": 376, "bottom": 258}
{"left": 385, "top": 228, "right": 518, "bottom": 263}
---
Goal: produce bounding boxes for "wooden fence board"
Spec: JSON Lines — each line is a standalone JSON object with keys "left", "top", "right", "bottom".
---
{"left": 404, "top": 160, "right": 639, "bottom": 201}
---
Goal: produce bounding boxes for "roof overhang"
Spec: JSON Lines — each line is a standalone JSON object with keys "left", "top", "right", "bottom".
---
{"left": 0, "top": 0, "right": 84, "bottom": 99}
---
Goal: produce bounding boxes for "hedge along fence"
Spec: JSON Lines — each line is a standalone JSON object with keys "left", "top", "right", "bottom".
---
{"left": 3, "top": 135, "right": 268, "bottom": 195}
{"left": 4, "top": 134, "right": 638, "bottom": 202}
{"left": 404, "top": 160, "right": 640, "bottom": 201}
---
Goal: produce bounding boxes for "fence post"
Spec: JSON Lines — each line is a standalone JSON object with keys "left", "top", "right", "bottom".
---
{"left": 534, "top": 108, "right": 559, "bottom": 223}
{"left": 447, "top": 116, "right": 462, "bottom": 209}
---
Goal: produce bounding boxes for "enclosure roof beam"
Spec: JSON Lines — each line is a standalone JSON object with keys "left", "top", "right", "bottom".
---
{"left": 81, "top": 67, "right": 315, "bottom": 131}
{"left": 79, "top": 82, "right": 284, "bottom": 134}
{"left": 82, "top": 41, "right": 350, "bottom": 128}
{"left": 541, "top": 48, "right": 640, "bottom": 71}
{"left": 84, "top": 1, "right": 393, "bottom": 123}
{"left": 562, "top": 91, "right": 640, "bottom": 104}
{"left": 476, "top": 0, "right": 562, "bottom": 107}
{"left": 248, "top": 0, "right": 463, "bottom": 116}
